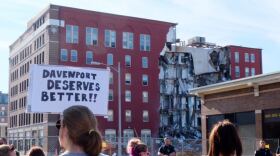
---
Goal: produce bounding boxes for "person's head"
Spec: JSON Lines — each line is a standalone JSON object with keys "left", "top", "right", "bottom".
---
{"left": 57, "top": 105, "right": 102, "bottom": 156}
{"left": 164, "top": 137, "right": 172, "bottom": 146}
{"left": 0, "top": 145, "right": 16, "bottom": 156}
{"left": 131, "top": 143, "right": 150, "bottom": 156}
{"left": 126, "top": 138, "right": 142, "bottom": 154}
{"left": 28, "top": 146, "right": 45, "bottom": 156}
{"left": 259, "top": 139, "right": 266, "bottom": 149}
{"left": 208, "top": 120, "right": 242, "bottom": 156}
{"left": 0, "top": 137, "right": 7, "bottom": 145}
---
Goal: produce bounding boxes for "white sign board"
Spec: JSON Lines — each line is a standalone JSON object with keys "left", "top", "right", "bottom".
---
{"left": 27, "top": 64, "right": 110, "bottom": 115}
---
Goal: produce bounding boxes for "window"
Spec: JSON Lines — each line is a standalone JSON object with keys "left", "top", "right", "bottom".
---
{"left": 142, "top": 91, "right": 148, "bottom": 103}
{"left": 251, "top": 68, "right": 255, "bottom": 76}
{"left": 141, "top": 129, "right": 151, "bottom": 145}
{"left": 143, "top": 110, "right": 149, "bottom": 122}
{"left": 245, "top": 53, "right": 249, "bottom": 62}
{"left": 125, "top": 73, "right": 131, "bottom": 85}
{"left": 125, "top": 90, "right": 131, "bottom": 102}
{"left": 142, "top": 74, "right": 148, "bottom": 86}
{"left": 86, "top": 51, "right": 93, "bottom": 64}
{"left": 142, "top": 57, "right": 148, "bottom": 68}
{"left": 125, "top": 110, "right": 132, "bottom": 122}
{"left": 70, "top": 50, "right": 77, "bottom": 62}
{"left": 107, "top": 110, "right": 113, "bottom": 122}
{"left": 251, "top": 53, "right": 255, "bottom": 63}
{"left": 110, "top": 72, "right": 113, "bottom": 84}
{"left": 60, "top": 49, "right": 68, "bottom": 62}
{"left": 245, "top": 67, "right": 250, "bottom": 77}
{"left": 105, "top": 129, "right": 116, "bottom": 144}
{"left": 234, "top": 52, "right": 239, "bottom": 63}
{"left": 105, "top": 30, "right": 116, "bottom": 48}
{"left": 123, "top": 32, "right": 133, "bottom": 49}
{"left": 109, "top": 89, "right": 113, "bottom": 101}
{"left": 123, "top": 129, "right": 134, "bottom": 147}
{"left": 86, "top": 27, "right": 98, "bottom": 45}
{"left": 107, "top": 53, "right": 113, "bottom": 65}
{"left": 125, "top": 55, "right": 131, "bottom": 67}
{"left": 140, "top": 34, "right": 151, "bottom": 51}
{"left": 235, "top": 66, "right": 240, "bottom": 78}
{"left": 66, "top": 25, "right": 79, "bottom": 43}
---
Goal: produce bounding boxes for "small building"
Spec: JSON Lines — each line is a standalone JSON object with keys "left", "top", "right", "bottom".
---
{"left": 190, "top": 71, "right": 280, "bottom": 155}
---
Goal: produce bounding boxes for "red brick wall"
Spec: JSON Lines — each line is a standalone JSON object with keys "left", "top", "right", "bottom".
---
{"left": 57, "top": 6, "right": 174, "bottom": 137}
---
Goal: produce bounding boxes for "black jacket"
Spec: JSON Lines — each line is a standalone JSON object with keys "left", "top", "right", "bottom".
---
{"left": 255, "top": 148, "right": 272, "bottom": 156}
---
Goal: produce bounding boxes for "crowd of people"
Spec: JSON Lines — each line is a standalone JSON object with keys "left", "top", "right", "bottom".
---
{"left": 0, "top": 105, "right": 279, "bottom": 156}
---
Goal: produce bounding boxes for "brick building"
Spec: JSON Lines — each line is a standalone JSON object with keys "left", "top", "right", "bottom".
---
{"left": 9, "top": 4, "right": 175, "bottom": 154}
{"left": 227, "top": 45, "right": 262, "bottom": 79}
{"left": 190, "top": 71, "right": 280, "bottom": 155}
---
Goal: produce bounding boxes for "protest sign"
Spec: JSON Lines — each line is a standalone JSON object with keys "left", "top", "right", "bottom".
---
{"left": 27, "top": 64, "right": 109, "bottom": 115}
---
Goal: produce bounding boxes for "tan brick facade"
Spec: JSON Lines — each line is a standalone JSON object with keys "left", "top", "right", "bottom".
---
{"left": 190, "top": 73, "right": 280, "bottom": 156}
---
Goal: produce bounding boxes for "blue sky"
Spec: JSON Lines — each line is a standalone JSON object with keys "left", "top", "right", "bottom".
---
{"left": 1, "top": 0, "right": 280, "bottom": 93}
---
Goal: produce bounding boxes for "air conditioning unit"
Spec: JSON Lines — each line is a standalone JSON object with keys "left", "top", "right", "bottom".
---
{"left": 188, "top": 36, "right": 206, "bottom": 45}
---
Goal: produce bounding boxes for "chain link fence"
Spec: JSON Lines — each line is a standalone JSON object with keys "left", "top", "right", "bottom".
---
{"left": 2, "top": 136, "right": 280, "bottom": 156}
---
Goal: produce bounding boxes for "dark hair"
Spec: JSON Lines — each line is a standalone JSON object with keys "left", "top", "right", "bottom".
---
{"left": 63, "top": 105, "right": 102, "bottom": 156}
{"left": 0, "top": 145, "right": 14, "bottom": 156}
{"left": 28, "top": 146, "right": 45, "bottom": 156}
{"left": 131, "top": 143, "right": 148, "bottom": 156}
{"left": 208, "top": 120, "right": 242, "bottom": 156}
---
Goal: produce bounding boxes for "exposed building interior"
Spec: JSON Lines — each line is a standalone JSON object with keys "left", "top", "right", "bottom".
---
{"left": 159, "top": 34, "right": 231, "bottom": 140}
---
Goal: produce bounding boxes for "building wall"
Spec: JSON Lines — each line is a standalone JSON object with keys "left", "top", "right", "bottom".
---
{"left": 57, "top": 5, "right": 174, "bottom": 138}
{"left": 228, "top": 46, "right": 262, "bottom": 79}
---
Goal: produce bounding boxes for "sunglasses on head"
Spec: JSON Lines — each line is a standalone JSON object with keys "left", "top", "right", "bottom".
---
{"left": 56, "top": 119, "right": 62, "bottom": 129}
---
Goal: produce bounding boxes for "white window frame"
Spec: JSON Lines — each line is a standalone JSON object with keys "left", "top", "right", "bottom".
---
{"left": 125, "top": 90, "right": 131, "bottom": 102}
{"left": 234, "top": 52, "right": 239, "bottom": 63}
{"left": 86, "top": 51, "right": 93, "bottom": 65}
{"left": 142, "top": 91, "right": 148, "bottom": 103}
{"left": 251, "top": 68, "right": 255, "bottom": 76}
{"left": 125, "top": 110, "right": 132, "bottom": 122}
{"left": 125, "top": 73, "right": 131, "bottom": 85}
{"left": 143, "top": 110, "right": 149, "bottom": 122}
{"left": 245, "top": 67, "right": 250, "bottom": 77}
{"left": 141, "top": 129, "right": 151, "bottom": 145}
{"left": 123, "top": 129, "right": 134, "bottom": 147}
{"left": 107, "top": 110, "right": 114, "bottom": 122}
{"left": 107, "top": 53, "right": 113, "bottom": 65}
{"left": 250, "top": 53, "right": 255, "bottom": 63}
{"left": 109, "top": 89, "right": 113, "bottom": 101}
{"left": 125, "top": 55, "right": 131, "bottom": 67}
{"left": 245, "top": 53, "right": 249, "bottom": 62}
{"left": 60, "top": 49, "right": 68, "bottom": 62}
{"left": 123, "top": 32, "right": 134, "bottom": 49}
{"left": 66, "top": 25, "right": 79, "bottom": 43}
{"left": 110, "top": 72, "right": 113, "bottom": 84}
{"left": 142, "top": 74, "right": 148, "bottom": 86}
{"left": 142, "top": 57, "right": 148, "bottom": 68}
{"left": 86, "top": 27, "right": 98, "bottom": 45}
{"left": 105, "top": 29, "right": 116, "bottom": 48}
{"left": 140, "top": 34, "right": 151, "bottom": 51}
{"left": 70, "top": 50, "right": 78, "bottom": 62}
{"left": 235, "top": 66, "right": 240, "bottom": 78}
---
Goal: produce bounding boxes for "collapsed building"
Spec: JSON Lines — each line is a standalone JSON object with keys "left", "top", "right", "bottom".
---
{"left": 159, "top": 36, "right": 231, "bottom": 140}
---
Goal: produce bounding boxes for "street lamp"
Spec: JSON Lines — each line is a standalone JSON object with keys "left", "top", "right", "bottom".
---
{"left": 91, "top": 61, "right": 122, "bottom": 156}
